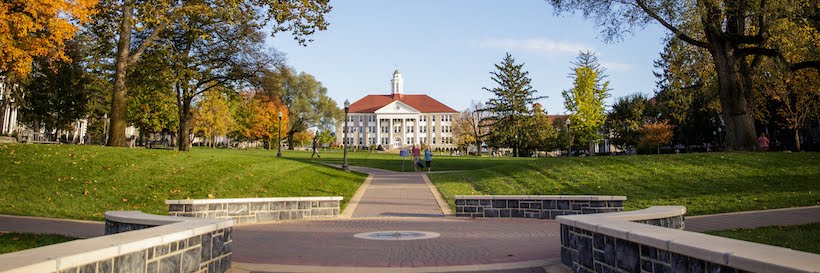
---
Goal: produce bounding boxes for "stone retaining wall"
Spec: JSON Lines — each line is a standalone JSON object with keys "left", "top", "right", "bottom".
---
{"left": 166, "top": 197, "right": 342, "bottom": 224}
{"left": 0, "top": 211, "right": 233, "bottom": 273}
{"left": 558, "top": 206, "right": 819, "bottom": 273}
{"left": 454, "top": 195, "right": 626, "bottom": 219}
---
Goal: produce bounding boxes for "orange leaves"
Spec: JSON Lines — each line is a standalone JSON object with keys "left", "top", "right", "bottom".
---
{"left": 639, "top": 120, "right": 674, "bottom": 152}
{"left": 0, "top": 0, "right": 98, "bottom": 77}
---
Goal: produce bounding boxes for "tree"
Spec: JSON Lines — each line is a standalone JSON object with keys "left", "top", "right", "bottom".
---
{"left": 127, "top": 48, "right": 179, "bottom": 141}
{"left": 482, "top": 53, "right": 545, "bottom": 157}
{"left": 193, "top": 89, "right": 234, "bottom": 147}
{"left": 0, "top": 0, "right": 96, "bottom": 78}
{"left": 18, "top": 40, "right": 91, "bottom": 137}
{"left": 547, "top": 0, "right": 820, "bottom": 150}
{"left": 607, "top": 94, "right": 656, "bottom": 149}
{"left": 452, "top": 101, "right": 489, "bottom": 155}
{"left": 639, "top": 120, "right": 674, "bottom": 154}
{"left": 525, "top": 103, "right": 560, "bottom": 153}
{"left": 230, "top": 91, "right": 258, "bottom": 142}
{"left": 250, "top": 96, "right": 289, "bottom": 149}
{"left": 256, "top": 67, "right": 342, "bottom": 150}
{"left": 97, "top": 0, "right": 332, "bottom": 147}
{"left": 754, "top": 62, "right": 820, "bottom": 151}
{"left": 563, "top": 52, "right": 609, "bottom": 153}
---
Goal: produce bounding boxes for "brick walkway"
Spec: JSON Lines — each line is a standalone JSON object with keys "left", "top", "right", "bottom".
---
{"left": 351, "top": 172, "right": 446, "bottom": 218}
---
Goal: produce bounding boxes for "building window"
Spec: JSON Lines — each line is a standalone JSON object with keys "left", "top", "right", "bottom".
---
{"left": 432, "top": 138, "right": 436, "bottom": 144}
{"left": 432, "top": 115, "right": 435, "bottom": 122}
{"left": 432, "top": 126, "right": 436, "bottom": 132}
{"left": 421, "top": 137, "right": 426, "bottom": 144}
{"left": 421, "top": 116, "right": 426, "bottom": 122}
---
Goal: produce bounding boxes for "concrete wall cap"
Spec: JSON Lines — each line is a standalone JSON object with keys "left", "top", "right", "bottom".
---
{"left": 165, "top": 196, "right": 343, "bottom": 205}
{"left": 453, "top": 195, "right": 627, "bottom": 201}
{"left": 560, "top": 206, "right": 820, "bottom": 273}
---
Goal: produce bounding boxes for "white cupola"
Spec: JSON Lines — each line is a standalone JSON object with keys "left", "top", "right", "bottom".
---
{"left": 391, "top": 70, "right": 403, "bottom": 95}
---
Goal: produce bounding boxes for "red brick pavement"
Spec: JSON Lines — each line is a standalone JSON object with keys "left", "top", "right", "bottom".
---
{"left": 351, "top": 173, "right": 445, "bottom": 218}
{"left": 232, "top": 218, "right": 562, "bottom": 267}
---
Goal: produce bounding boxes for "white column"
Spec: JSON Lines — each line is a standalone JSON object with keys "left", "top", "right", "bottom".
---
{"left": 388, "top": 118, "right": 393, "bottom": 149}
{"left": 375, "top": 117, "right": 380, "bottom": 146}
{"left": 401, "top": 118, "right": 406, "bottom": 146}
{"left": 414, "top": 117, "right": 419, "bottom": 146}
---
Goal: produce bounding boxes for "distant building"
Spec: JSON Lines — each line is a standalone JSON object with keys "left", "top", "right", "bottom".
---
{"left": 338, "top": 70, "right": 458, "bottom": 150}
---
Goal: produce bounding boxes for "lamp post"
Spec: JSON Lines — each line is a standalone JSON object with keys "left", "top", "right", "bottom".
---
{"left": 565, "top": 118, "right": 571, "bottom": 157}
{"left": 342, "top": 99, "right": 350, "bottom": 171}
{"left": 102, "top": 114, "right": 108, "bottom": 146}
{"left": 276, "top": 111, "right": 282, "bottom": 158}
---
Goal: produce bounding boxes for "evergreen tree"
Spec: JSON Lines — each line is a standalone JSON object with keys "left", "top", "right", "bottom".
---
{"left": 563, "top": 51, "right": 609, "bottom": 154}
{"left": 482, "top": 53, "right": 545, "bottom": 157}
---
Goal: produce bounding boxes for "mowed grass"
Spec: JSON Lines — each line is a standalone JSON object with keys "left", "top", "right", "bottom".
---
{"left": 0, "top": 144, "right": 365, "bottom": 221}
{"left": 426, "top": 152, "right": 820, "bottom": 215}
{"left": 706, "top": 223, "right": 820, "bottom": 254}
{"left": 289, "top": 149, "right": 523, "bottom": 172}
{"left": 0, "top": 232, "right": 78, "bottom": 254}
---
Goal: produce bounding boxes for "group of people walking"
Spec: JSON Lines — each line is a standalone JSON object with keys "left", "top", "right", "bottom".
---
{"left": 410, "top": 144, "right": 433, "bottom": 173}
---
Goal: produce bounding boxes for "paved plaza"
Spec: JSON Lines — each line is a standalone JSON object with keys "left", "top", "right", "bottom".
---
{"left": 1, "top": 165, "right": 819, "bottom": 272}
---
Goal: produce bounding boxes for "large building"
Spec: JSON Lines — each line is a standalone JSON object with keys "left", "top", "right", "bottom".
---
{"left": 339, "top": 70, "right": 458, "bottom": 150}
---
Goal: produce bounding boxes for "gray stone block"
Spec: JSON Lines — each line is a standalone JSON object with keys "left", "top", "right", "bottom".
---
{"left": 201, "top": 234, "right": 212, "bottom": 261}
{"left": 60, "top": 267, "right": 78, "bottom": 273}
{"left": 479, "top": 199, "right": 491, "bottom": 206}
{"left": 507, "top": 200, "right": 519, "bottom": 208}
{"left": 79, "top": 263, "right": 96, "bottom": 273}
{"left": 250, "top": 202, "right": 269, "bottom": 211}
{"left": 98, "top": 259, "right": 113, "bottom": 273}
{"left": 270, "top": 201, "right": 285, "bottom": 210}
{"left": 183, "top": 204, "right": 193, "bottom": 212}
{"left": 158, "top": 254, "right": 180, "bottom": 273}
{"left": 298, "top": 201, "right": 311, "bottom": 209}
{"left": 557, "top": 200, "right": 571, "bottom": 210}
{"left": 168, "top": 204, "right": 184, "bottom": 212}
{"left": 464, "top": 206, "right": 477, "bottom": 213}
{"left": 499, "top": 209, "right": 511, "bottom": 218}
{"left": 615, "top": 239, "right": 639, "bottom": 273}
{"left": 465, "top": 199, "right": 479, "bottom": 206}
{"left": 146, "top": 261, "right": 158, "bottom": 273}
{"left": 209, "top": 203, "right": 223, "bottom": 211}
{"left": 455, "top": 199, "right": 466, "bottom": 206}
{"left": 155, "top": 244, "right": 170, "bottom": 257}
{"left": 114, "top": 250, "right": 146, "bottom": 273}
{"left": 227, "top": 203, "right": 249, "bottom": 215}
{"left": 280, "top": 211, "right": 291, "bottom": 220}
{"left": 484, "top": 208, "right": 499, "bottom": 217}
{"left": 212, "top": 233, "right": 224, "bottom": 257}
{"left": 192, "top": 204, "right": 208, "bottom": 212}
{"left": 286, "top": 201, "right": 298, "bottom": 209}
{"left": 511, "top": 209, "right": 524, "bottom": 218}
{"left": 256, "top": 211, "right": 281, "bottom": 222}
{"left": 181, "top": 248, "right": 201, "bottom": 273}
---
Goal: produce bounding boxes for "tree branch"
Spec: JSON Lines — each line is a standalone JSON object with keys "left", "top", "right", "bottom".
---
{"left": 791, "top": 61, "right": 820, "bottom": 72}
{"left": 634, "top": 0, "right": 710, "bottom": 48}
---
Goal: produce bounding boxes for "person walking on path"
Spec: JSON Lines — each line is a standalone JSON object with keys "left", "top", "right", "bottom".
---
{"left": 311, "top": 136, "right": 321, "bottom": 158}
{"left": 757, "top": 133, "right": 770, "bottom": 151}
{"left": 412, "top": 144, "right": 422, "bottom": 172}
{"left": 423, "top": 146, "right": 433, "bottom": 173}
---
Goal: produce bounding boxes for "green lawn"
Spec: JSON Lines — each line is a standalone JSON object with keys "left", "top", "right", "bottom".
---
{"left": 0, "top": 232, "right": 78, "bottom": 254}
{"left": 706, "top": 223, "right": 820, "bottom": 254}
{"left": 0, "top": 144, "right": 365, "bottom": 220}
{"left": 288, "top": 149, "right": 522, "bottom": 172}
{"left": 425, "top": 152, "right": 820, "bottom": 215}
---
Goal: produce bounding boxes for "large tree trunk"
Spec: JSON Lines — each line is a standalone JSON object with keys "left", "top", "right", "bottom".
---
{"left": 705, "top": 34, "right": 757, "bottom": 151}
{"left": 287, "top": 131, "right": 295, "bottom": 150}
{"left": 108, "top": 3, "right": 133, "bottom": 147}
{"left": 177, "top": 98, "right": 193, "bottom": 151}
{"left": 794, "top": 129, "right": 801, "bottom": 152}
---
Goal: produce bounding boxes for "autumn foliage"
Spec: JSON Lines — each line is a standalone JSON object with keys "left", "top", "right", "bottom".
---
{"left": 639, "top": 120, "right": 674, "bottom": 154}
{"left": 0, "top": 0, "right": 97, "bottom": 77}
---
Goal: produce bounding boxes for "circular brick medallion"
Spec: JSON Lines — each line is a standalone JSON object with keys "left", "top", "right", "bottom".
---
{"left": 354, "top": 230, "right": 440, "bottom": 241}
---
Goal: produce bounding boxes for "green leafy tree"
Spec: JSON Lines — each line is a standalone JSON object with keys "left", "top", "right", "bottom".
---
{"left": 546, "top": 0, "right": 820, "bottom": 150}
{"left": 563, "top": 51, "right": 609, "bottom": 153}
{"left": 257, "top": 67, "right": 342, "bottom": 150}
{"left": 607, "top": 94, "right": 657, "bottom": 149}
{"left": 482, "top": 53, "right": 545, "bottom": 157}
{"left": 18, "top": 39, "right": 91, "bottom": 137}
{"left": 94, "top": 0, "right": 332, "bottom": 147}
{"left": 193, "top": 88, "right": 235, "bottom": 147}
{"left": 127, "top": 47, "right": 179, "bottom": 142}
{"left": 525, "top": 103, "right": 560, "bottom": 153}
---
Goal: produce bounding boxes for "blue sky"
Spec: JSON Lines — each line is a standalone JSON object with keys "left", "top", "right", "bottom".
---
{"left": 266, "top": 1, "right": 669, "bottom": 114}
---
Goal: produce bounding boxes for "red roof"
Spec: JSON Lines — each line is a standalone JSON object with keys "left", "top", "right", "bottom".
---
{"left": 348, "top": 94, "right": 457, "bottom": 113}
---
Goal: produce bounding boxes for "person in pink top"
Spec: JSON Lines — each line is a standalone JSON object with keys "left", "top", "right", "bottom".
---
{"left": 757, "top": 133, "right": 770, "bottom": 151}
{"left": 412, "top": 144, "right": 422, "bottom": 171}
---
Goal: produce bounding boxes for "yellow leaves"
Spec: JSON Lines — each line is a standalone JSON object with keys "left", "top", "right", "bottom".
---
{"left": 0, "top": 0, "right": 98, "bottom": 77}
{"left": 207, "top": 194, "right": 216, "bottom": 199}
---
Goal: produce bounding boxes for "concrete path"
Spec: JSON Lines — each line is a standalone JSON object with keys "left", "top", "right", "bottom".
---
{"left": 348, "top": 167, "right": 451, "bottom": 218}
{"left": 0, "top": 214, "right": 103, "bottom": 238}
{"left": 684, "top": 205, "right": 820, "bottom": 232}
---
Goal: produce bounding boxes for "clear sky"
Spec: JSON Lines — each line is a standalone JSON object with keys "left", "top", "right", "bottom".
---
{"left": 266, "top": 0, "right": 669, "bottom": 114}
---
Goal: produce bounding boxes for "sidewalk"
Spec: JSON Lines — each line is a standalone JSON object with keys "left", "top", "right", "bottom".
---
{"left": 342, "top": 166, "right": 451, "bottom": 218}
{"left": 685, "top": 205, "right": 820, "bottom": 232}
{"left": 0, "top": 214, "right": 103, "bottom": 238}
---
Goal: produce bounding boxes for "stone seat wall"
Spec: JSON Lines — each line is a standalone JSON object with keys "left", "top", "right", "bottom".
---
{"left": 455, "top": 195, "right": 626, "bottom": 219}
{"left": 167, "top": 196, "right": 342, "bottom": 225}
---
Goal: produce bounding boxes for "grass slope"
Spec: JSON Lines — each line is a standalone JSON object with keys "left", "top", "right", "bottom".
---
{"left": 707, "top": 223, "right": 820, "bottom": 254}
{"left": 427, "top": 152, "right": 820, "bottom": 215}
{"left": 0, "top": 232, "right": 77, "bottom": 254}
{"left": 288, "top": 149, "right": 521, "bottom": 172}
{"left": 0, "top": 144, "right": 365, "bottom": 220}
